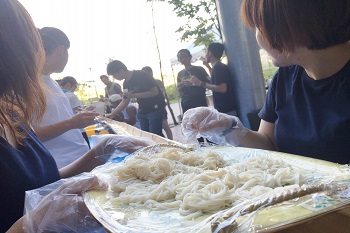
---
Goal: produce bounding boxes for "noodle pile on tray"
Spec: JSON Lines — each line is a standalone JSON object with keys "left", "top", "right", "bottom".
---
{"left": 104, "top": 147, "right": 314, "bottom": 219}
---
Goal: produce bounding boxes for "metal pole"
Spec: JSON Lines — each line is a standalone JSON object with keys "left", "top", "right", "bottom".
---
{"left": 215, "top": 0, "right": 266, "bottom": 128}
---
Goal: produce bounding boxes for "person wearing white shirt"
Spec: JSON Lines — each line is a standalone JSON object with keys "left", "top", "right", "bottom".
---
{"left": 33, "top": 27, "right": 98, "bottom": 168}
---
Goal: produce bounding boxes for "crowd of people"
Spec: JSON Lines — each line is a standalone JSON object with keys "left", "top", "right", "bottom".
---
{"left": 1, "top": 0, "right": 349, "bottom": 232}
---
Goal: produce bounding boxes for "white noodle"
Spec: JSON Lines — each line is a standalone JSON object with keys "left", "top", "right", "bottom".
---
{"left": 105, "top": 148, "right": 314, "bottom": 217}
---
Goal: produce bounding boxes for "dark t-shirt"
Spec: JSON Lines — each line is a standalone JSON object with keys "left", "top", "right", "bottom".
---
{"left": 177, "top": 66, "right": 209, "bottom": 107}
{"left": 211, "top": 62, "right": 236, "bottom": 113}
{"left": 123, "top": 70, "right": 165, "bottom": 114}
{"left": 105, "top": 82, "right": 122, "bottom": 97}
{"left": 0, "top": 127, "right": 60, "bottom": 232}
{"left": 259, "top": 60, "right": 350, "bottom": 163}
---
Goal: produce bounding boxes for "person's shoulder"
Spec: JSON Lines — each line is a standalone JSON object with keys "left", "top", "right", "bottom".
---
{"left": 276, "top": 65, "right": 300, "bottom": 78}
{"left": 134, "top": 70, "right": 151, "bottom": 79}
{"left": 217, "top": 61, "right": 229, "bottom": 68}
{"left": 155, "top": 79, "right": 163, "bottom": 86}
{"left": 42, "top": 75, "right": 55, "bottom": 85}
{"left": 269, "top": 65, "right": 298, "bottom": 90}
{"left": 178, "top": 69, "right": 187, "bottom": 75}
{"left": 111, "top": 82, "right": 121, "bottom": 87}
{"left": 192, "top": 65, "right": 206, "bottom": 71}
{"left": 212, "top": 61, "right": 228, "bottom": 71}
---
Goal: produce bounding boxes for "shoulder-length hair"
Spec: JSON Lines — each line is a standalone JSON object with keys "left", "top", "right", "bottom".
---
{"left": 0, "top": 0, "right": 46, "bottom": 144}
{"left": 241, "top": 0, "right": 350, "bottom": 52}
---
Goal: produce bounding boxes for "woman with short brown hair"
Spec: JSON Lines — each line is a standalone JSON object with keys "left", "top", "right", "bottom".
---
{"left": 182, "top": 0, "right": 350, "bottom": 163}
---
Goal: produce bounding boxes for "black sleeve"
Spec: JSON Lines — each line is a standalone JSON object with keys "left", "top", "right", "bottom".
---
{"left": 212, "top": 64, "right": 230, "bottom": 85}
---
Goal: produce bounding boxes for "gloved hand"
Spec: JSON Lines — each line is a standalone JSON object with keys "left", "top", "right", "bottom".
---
{"left": 181, "top": 107, "right": 248, "bottom": 146}
{"left": 23, "top": 173, "right": 107, "bottom": 233}
{"left": 92, "top": 134, "right": 155, "bottom": 161}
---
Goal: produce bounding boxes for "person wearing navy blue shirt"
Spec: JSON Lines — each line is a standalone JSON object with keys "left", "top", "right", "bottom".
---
{"left": 106, "top": 60, "right": 166, "bottom": 137}
{"left": 177, "top": 49, "right": 210, "bottom": 114}
{"left": 182, "top": 0, "right": 350, "bottom": 164}
{"left": 192, "top": 43, "right": 237, "bottom": 115}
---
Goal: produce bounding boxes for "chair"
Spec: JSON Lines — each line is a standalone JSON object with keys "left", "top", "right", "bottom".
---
{"left": 246, "top": 111, "right": 261, "bottom": 131}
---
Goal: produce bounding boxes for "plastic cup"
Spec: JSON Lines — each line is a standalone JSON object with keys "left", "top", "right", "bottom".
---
{"left": 85, "top": 128, "right": 95, "bottom": 138}
{"left": 91, "top": 102, "right": 105, "bottom": 115}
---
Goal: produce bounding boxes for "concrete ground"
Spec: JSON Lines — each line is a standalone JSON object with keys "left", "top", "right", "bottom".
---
{"left": 164, "top": 102, "right": 187, "bottom": 144}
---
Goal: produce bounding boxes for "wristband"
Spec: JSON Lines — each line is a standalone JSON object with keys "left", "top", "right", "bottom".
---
{"left": 200, "top": 82, "right": 206, "bottom": 87}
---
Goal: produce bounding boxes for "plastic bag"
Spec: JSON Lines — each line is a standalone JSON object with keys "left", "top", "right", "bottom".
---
{"left": 91, "top": 134, "right": 156, "bottom": 163}
{"left": 23, "top": 173, "right": 108, "bottom": 233}
{"left": 182, "top": 107, "right": 248, "bottom": 146}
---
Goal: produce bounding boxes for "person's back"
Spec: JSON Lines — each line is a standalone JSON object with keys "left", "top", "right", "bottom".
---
{"left": 0, "top": 2, "right": 60, "bottom": 230}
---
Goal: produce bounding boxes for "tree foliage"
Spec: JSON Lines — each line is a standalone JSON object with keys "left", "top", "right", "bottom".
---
{"left": 148, "top": 0, "right": 222, "bottom": 46}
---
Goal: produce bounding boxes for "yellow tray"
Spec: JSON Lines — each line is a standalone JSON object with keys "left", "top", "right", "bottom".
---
{"left": 84, "top": 146, "right": 350, "bottom": 233}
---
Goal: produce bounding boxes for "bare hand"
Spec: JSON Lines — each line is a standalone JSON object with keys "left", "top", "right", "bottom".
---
{"left": 190, "top": 76, "right": 201, "bottom": 86}
{"left": 182, "top": 80, "right": 192, "bottom": 86}
{"left": 84, "top": 105, "right": 96, "bottom": 111}
{"left": 70, "top": 111, "right": 99, "bottom": 128}
{"left": 123, "top": 92, "right": 133, "bottom": 99}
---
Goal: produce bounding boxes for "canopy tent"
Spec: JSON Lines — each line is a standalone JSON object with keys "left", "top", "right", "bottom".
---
{"left": 170, "top": 43, "right": 206, "bottom": 66}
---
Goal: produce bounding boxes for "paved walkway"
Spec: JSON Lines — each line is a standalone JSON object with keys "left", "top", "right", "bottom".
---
{"left": 164, "top": 102, "right": 187, "bottom": 144}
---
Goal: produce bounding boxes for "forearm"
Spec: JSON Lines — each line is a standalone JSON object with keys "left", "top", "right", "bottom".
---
{"left": 109, "top": 99, "right": 128, "bottom": 118}
{"left": 205, "top": 83, "right": 226, "bottom": 93}
{"left": 235, "top": 130, "right": 276, "bottom": 150}
{"left": 6, "top": 218, "right": 24, "bottom": 233}
{"left": 59, "top": 149, "right": 103, "bottom": 179}
{"left": 34, "top": 120, "right": 74, "bottom": 142}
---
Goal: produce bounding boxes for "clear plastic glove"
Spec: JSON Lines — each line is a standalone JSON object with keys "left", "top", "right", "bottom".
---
{"left": 92, "top": 134, "right": 155, "bottom": 162}
{"left": 181, "top": 107, "right": 248, "bottom": 146}
{"left": 23, "top": 173, "right": 107, "bottom": 233}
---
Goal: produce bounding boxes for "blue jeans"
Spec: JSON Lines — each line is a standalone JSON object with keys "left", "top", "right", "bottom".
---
{"left": 137, "top": 109, "right": 164, "bottom": 137}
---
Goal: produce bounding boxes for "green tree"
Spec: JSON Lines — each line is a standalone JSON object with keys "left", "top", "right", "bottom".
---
{"left": 148, "top": 0, "right": 222, "bottom": 46}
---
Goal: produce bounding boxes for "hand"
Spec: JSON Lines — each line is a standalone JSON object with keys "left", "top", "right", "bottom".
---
{"left": 70, "top": 111, "right": 99, "bottom": 129}
{"left": 182, "top": 107, "right": 233, "bottom": 134}
{"left": 105, "top": 113, "right": 113, "bottom": 119}
{"left": 92, "top": 134, "right": 155, "bottom": 157}
{"left": 123, "top": 92, "right": 133, "bottom": 99}
{"left": 190, "top": 76, "right": 202, "bottom": 86}
{"left": 181, "top": 107, "right": 248, "bottom": 146}
{"left": 23, "top": 174, "right": 106, "bottom": 232}
{"left": 84, "top": 105, "right": 96, "bottom": 111}
{"left": 182, "top": 80, "right": 192, "bottom": 86}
